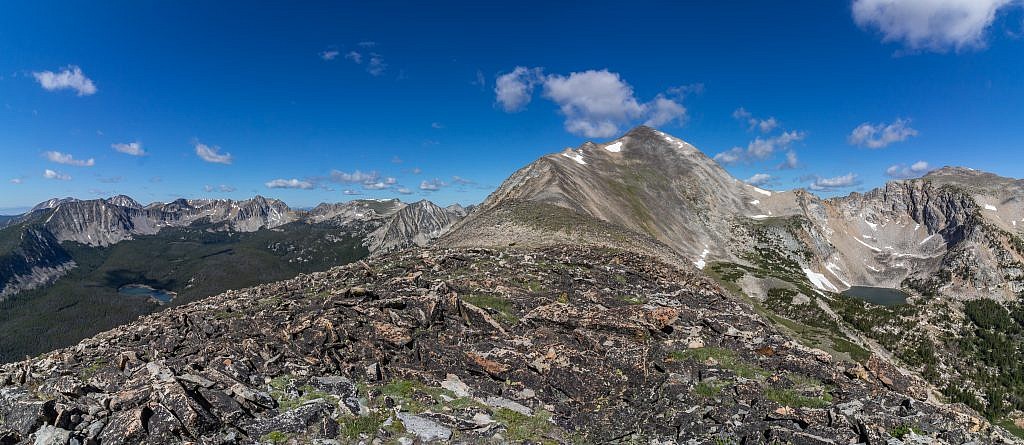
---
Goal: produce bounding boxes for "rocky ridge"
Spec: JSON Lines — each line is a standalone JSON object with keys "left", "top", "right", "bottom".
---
{"left": 0, "top": 245, "right": 1007, "bottom": 444}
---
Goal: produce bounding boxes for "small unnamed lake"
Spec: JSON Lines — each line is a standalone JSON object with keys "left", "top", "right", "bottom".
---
{"left": 118, "top": 284, "right": 175, "bottom": 304}
{"left": 841, "top": 286, "right": 909, "bottom": 306}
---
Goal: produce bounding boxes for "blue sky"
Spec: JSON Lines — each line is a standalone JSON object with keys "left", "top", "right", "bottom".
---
{"left": 1, "top": 1, "right": 1023, "bottom": 213}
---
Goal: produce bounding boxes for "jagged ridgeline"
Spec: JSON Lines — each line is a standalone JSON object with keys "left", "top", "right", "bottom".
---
{"left": 0, "top": 196, "right": 465, "bottom": 362}
{"left": 1, "top": 126, "right": 1024, "bottom": 443}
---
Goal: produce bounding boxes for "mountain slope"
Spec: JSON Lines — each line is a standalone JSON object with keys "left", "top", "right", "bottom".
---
{"left": 366, "top": 200, "right": 467, "bottom": 255}
{"left": 460, "top": 125, "right": 781, "bottom": 266}
{"left": 0, "top": 246, "right": 1005, "bottom": 444}
{"left": 447, "top": 125, "right": 1024, "bottom": 434}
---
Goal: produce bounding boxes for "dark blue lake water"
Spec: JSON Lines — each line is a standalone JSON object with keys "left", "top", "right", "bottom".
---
{"left": 842, "top": 286, "right": 909, "bottom": 306}
{"left": 118, "top": 284, "right": 175, "bottom": 304}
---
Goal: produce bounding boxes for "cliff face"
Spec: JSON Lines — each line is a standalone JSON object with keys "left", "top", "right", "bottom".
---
{"left": 0, "top": 246, "right": 1004, "bottom": 444}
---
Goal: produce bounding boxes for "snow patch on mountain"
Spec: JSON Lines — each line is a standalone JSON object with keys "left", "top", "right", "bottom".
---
{"left": 562, "top": 151, "right": 586, "bottom": 165}
{"left": 803, "top": 268, "right": 839, "bottom": 292}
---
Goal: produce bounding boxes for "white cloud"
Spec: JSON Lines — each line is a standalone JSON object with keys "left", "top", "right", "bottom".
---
{"left": 779, "top": 150, "right": 800, "bottom": 170}
{"left": 451, "top": 176, "right": 475, "bottom": 185}
{"left": 848, "top": 118, "right": 918, "bottom": 148}
{"left": 43, "top": 169, "right": 71, "bottom": 181}
{"left": 714, "top": 131, "right": 805, "bottom": 165}
{"left": 431, "top": 122, "right": 444, "bottom": 129}
{"left": 542, "top": 69, "right": 645, "bottom": 138}
{"left": 345, "top": 51, "right": 363, "bottom": 64}
{"left": 419, "top": 179, "right": 444, "bottom": 191}
{"left": 885, "top": 160, "right": 933, "bottom": 179}
{"left": 32, "top": 65, "right": 97, "bottom": 96}
{"left": 852, "top": 0, "right": 1016, "bottom": 52}
{"left": 410, "top": 167, "right": 422, "bottom": 175}
{"left": 495, "top": 67, "right": 690, "bottom": 136}
{"left": 809, "top": 173, "right": 861, "bottom": 191}
{"left": 396, "top": 187, "right": 413, "bottom": 195}
{"left": 204, "top": 184, "right": 237, "bottom": 192}
{"left": 367, "top": 53, "right": 386, "bottom": 76}
{"left": 342, "top": 189, "right": 362, "bottom": 195}
{"left": 194, "top": 142, "right": 233, "bottom": 164}
{"left": 320, "top": 50, "right": 340, "bottom": 60}
{"left": 112, "top": 141, "right": 145, "bottom": 156}
{"left": 44, "top": 151, "right": 94, "bottom": 167}
{"left": 330, "top": 169, "right": 379, "bottom": 184}
{"left": 732, "top": 108, "right": 779, "bottom": 133}
{"left": 363, "top": 182, "right": 389, "bottom": 190}
{"left": 265, "top": 178, "right": 314, "bottom": 189}
{"left": 643, "top": 94, "right": 687, "bottom": 127}
{"left": 472, "top": 70, "right": 486, "bottom": 90}
{"left": 9, "top": 178, "right": 23, "bottom": 184}
{"left": 745, "top": 173, "right": 774, "bottom": 186}
{"left": 495, "top": 66, "right": 543, "bottom": 112}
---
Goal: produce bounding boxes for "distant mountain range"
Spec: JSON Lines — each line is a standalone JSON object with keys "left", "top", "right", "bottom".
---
{"left": 0, "top": 195, "right": 466, "bottom": 361}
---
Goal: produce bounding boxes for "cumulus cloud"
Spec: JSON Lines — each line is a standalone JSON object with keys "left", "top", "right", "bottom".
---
{"left": 112, "top": 141, "right": 145, "bottom": 156}
{"left": 808, "top": 173, "right": 861, "bottom": 191}
{"left": 644, "top": 94, "right": 687, "bottom": 127}
{"left": 320, "top": 50, "right": 340, "bottom": 60}
{"left": 852, "top": 0, "right": 1016, "bottom": 52}
{"left": 714, "top": 131, "right": 805, "bottom": 165}
{"left": 330, "top": 169, "right": 379, "bottom": 184}
{"left": 451, "top": 176, "right": 475, "bottom": 185}
{"left": 363, "top": 182, "right": 389, "bottom": 190}
{"left": 419, "top": 179, "right": 444, "bottom": 191}
{"left": 44, "top": 151, "right": 94, "bottom": 167}
{"left": 494, "top": 66, "right": 543, "bottom": 112}
{"left": 885, "top": 160, "right": 933, "bottom": 179}
{"left": 396, "top": 187, "right": 413, "bottom": 195}
{"left": 745, "top": 173, "right": 775, "bottom": 187}
{"left": 43, "top": 169, "right": 71, "bottom": 181}
{"left": 542, "top": 70, "right": 687, "bottom": 137}
{"left": 265, "top": 178, "right": 313, "bottom": 189}
{"left": 732, "top": 108, "right": 779, "bottom": 133}
{"left": 345, "top": 51, "right": 363, "bottom": 64}
{"left": 495, "top": 67, "right": 692, "bottom": 136}
{"left": 779, "top": 150, "right": 800, "bottom": 170}
{"left": 10, "top": 178, "right": 24, "bottom": 185}
{"left": 194, "top": 142, "right": 233, "bottom": 164}
{"left": 32, "top": 65, "right": 97, "bottom": 96}
{"left": 848, "top": 118, "right": 918, "bottom": 148}
{"left": 493, "top": 68, "right": 692, "bottom": 137}
{"left": 204, "top": 184, "right": 237, "bottom": 192}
